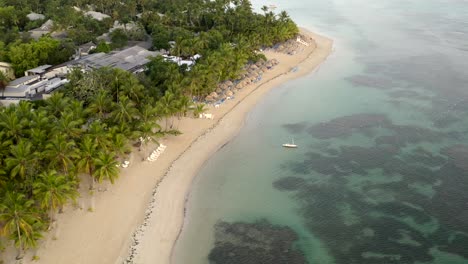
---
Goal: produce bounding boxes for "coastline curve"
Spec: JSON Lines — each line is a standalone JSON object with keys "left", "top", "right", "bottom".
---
{"left": 128, "top": 28, "right": 333, "bottom": 264}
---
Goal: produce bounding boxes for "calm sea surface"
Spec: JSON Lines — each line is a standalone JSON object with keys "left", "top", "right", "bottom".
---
{"left": 172, "top": 0, "right": 468, "bottom": 263}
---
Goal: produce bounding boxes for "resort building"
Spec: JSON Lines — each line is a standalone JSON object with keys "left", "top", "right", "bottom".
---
{"left": 27, "top": 12, "right": 45, "bottom": 21}
{"left": 1, "top": 72, "right": 67, "bottom": 100}
{"left": 1, "top": 45, "right": 159, "bottom": 104}
{"left": 28, "top": 19, "right": 54, "bottom": 39}
{"left": 67, "top": 45, "right": 159, "bottom": 73}
{"left": 84, "top": 11, "right": 111, "bottom": 21}
{"left": 162, "top": 54, "right": 201, "bottom": 70}
{"left": 76, "top": 42, "right": 97, "bottom": 57}
{"left": 0, "top": 45, "right": 183, "bottom": 104}
{"left": 25, "top": 65, "right": 52, "bottom": 77}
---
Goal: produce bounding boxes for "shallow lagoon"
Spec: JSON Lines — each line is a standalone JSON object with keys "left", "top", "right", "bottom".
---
{"left": 173, "top": 0, "right": 468, "bottom": 263}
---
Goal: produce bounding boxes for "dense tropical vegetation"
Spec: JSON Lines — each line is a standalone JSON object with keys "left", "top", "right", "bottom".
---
{"left": 0, "top": 0, "right": 299, "bottom": 260}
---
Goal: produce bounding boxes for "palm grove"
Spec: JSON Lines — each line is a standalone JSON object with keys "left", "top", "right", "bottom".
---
{"left": 0, "top": 0, "right": 299, "bottom": 259}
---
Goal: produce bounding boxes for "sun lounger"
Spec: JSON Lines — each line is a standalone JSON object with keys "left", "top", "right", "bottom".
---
{"left": 146, "top": 144, "right": 167, "bottom": 162}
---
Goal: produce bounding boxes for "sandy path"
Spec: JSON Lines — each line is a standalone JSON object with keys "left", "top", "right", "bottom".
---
{"left": 2, "top": 28, "right": 332, "bottom": 264}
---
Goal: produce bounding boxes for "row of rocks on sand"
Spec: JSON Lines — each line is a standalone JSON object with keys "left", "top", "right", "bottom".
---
{"left": 205, "top": 58, "right": 279, "bottom": 103}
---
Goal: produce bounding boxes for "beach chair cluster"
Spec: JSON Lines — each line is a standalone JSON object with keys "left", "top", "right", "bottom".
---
{"left": 214, "top": 96, "right": 235, "bottom": 108}
{"left": 139, "top": 136, "right": 153, "bottom": 143}
{"left": 117, "top": 160, "right": 130, "bottom": 168}
{"left": 296, "top": 36, "right": 310, "bottom": 46}
{"left": 199, "top": 113, "right": 214, "bottom": 119}
{"left": 147, "top": 144, "right": 167, "bottom": 162}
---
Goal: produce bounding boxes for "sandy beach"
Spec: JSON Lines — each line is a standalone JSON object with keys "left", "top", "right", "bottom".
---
{"left": 3, "top": 28, "right": 332, "bottom": 264}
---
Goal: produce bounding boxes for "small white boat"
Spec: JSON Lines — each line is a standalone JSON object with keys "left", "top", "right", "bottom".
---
{"left": 282, "top": 138, "right": 298, "bottom": 148}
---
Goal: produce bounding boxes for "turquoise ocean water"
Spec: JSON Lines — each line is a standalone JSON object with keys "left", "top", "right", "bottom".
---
{"left": 172, "top": 0, "right": 468, "bottom": 263}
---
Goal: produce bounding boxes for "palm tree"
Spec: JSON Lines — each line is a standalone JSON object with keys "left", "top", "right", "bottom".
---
{"left": 119, "top": 78, "right": 146, "bottom": 104}
{"left": 0, "top": 71, "right": 10, "bottom": 93}
{"left": 28, "top": 127, "right": 48, "bottom": 153}
{"left": 44, "top": 92, "right": 70, "bottom": 118}
{"left": 111, "top": 95, "right": 138, "bottom": 126}
{"left": 0, "top": 131, "right": 13, "bottom": 162}
{"left": 5, "top": 140, "right": 38, "bottom": 183}
{"left": 177, "top": 96, "right": 193, "bottom": 118}
{"left": 193, "top": 103, "right": 208, "bottom": 118}
{"left": 94, "top": 152, "right": 120, "bottom": 185}
{"left": 43, "top": 134, "right": 79, "bottom": 176}
{"left": 29, "top": 108, "right": 52, "bottom": 133}
{"left": 0, "top": 168, "right": 7, "bottom": 189}
{"left": 136, "top": 121, "right": 161, "bottom": 159}
{"left": 66, "top": 100, "right": 89, "bottom": 124}
{"left": 156, "top": 92, "right": 177, "bottom": 130}
{"left": 193, "top": 34, "right": 209, "bottom": 54}
{"left": 108, "top": 130, "right": 130, "bottom": 158}
{"left": 54, "top": 112, "right": 83, "bottom": 140}
{"left": 0, "top": 191, "right": 43, "bottom": 259}
{"left": 87, "top": 121, "right": 111, "bottom": 151}
{"left": 15, "top": 101, "right": 33, "bottom": 121}
{"left": 138, "top": 103, "right": 159, "bottom": 123}
{"left": 33, "top": 170, "right": 78, "bottom": 220}
{"left": 26, "top": 109, "right": 54, "bottom": 152}
{"left": 0, "top": 110, "right": 24, "bottom": 143}
{"left": 88, "top": 90, "right": 112, "bottom": 119}
{"left": 76, "top": 136, "right": 99, "bottom": 190}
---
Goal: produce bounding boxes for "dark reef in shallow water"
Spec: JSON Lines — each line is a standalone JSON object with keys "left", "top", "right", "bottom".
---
{"left": 307, "top": 113, "right": 391, "bottom": 139}
{"left": 275, "top": 112, "right": 468, "bottom": 263}
{"left": 208, "top": 220, "right": 307, "bottom": 264}
{"left": 273, "top": 176, "right": 306, "bottom": 191}
{"left": 441, "top": 144, "right": 468, "bottom": 170}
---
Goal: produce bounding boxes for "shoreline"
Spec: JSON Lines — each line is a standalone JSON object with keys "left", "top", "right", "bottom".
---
{"left": 3, "top": 28, "right": 332, "bottom": 264}
{"left": 129, "top": 28, "right": 333, "bottom": 264}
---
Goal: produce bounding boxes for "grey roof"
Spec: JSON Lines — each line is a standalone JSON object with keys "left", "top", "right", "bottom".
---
{"left": 85, "top": 11, "right": 110, "bottom": 21}
{"left": 26, "top": 65, "right": 52, "bottom": 74}
{"left": 113, "top": 46, "right": 158, "bottom": 66}
{"left": 2, "top": 85, "right": 31, "bottom": 97}
{"left": 27, "top": 12, "right": 45, "bottom": 21}
{"left": 8, "top": 75, "right": 39, "bottom": 87}
{"left": 28, "top": 19, "right": 54, "bottom": 39}
{"left": 79, "top": 42, "right": 96, "bottom": 49}
{"left": 69, "top": 46, "right": 158, "bottom": 72}
{"left": 39, "top": 19, "right": 54, "bottom": 31}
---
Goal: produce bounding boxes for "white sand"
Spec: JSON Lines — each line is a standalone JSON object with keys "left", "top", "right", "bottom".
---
{"left": 3, "top": 29, "right": 332, "bottom": 264}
